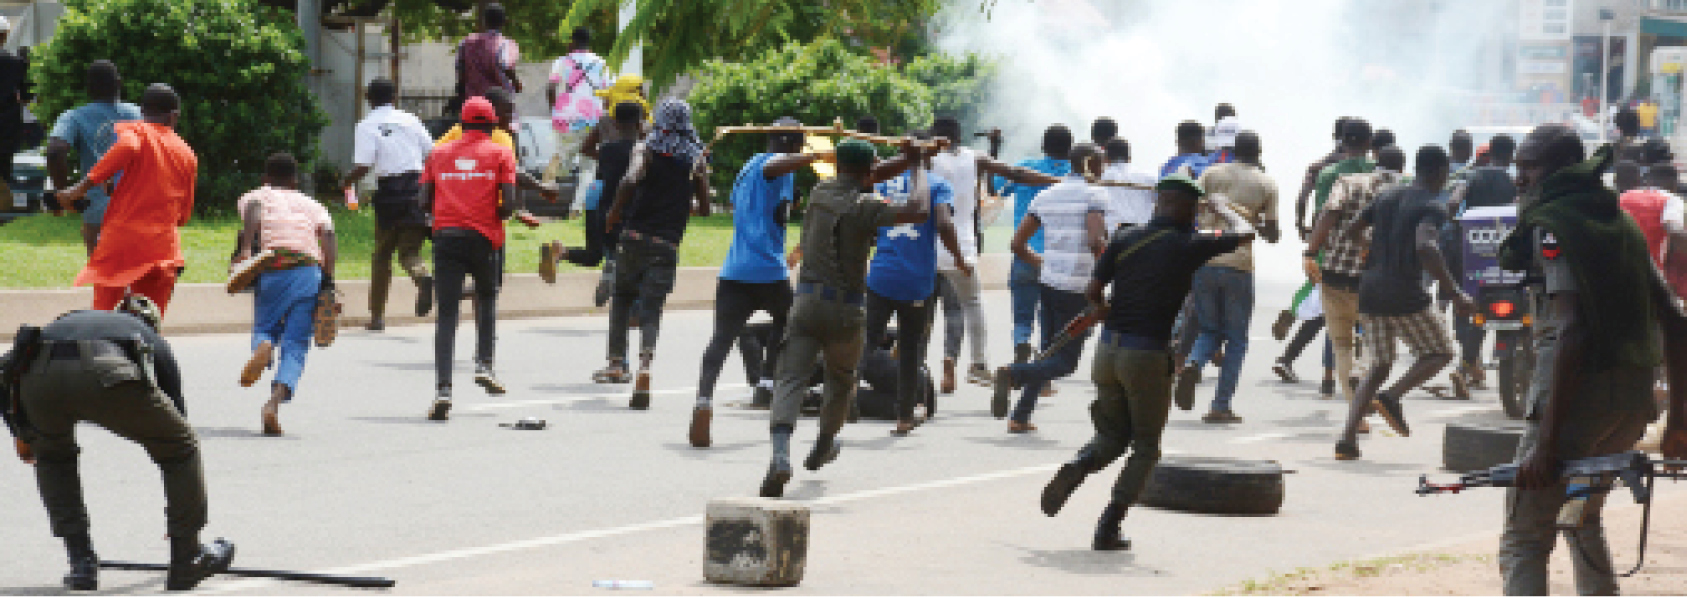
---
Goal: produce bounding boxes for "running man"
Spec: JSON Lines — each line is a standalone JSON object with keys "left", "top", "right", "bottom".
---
{"left": 540, "top": 100, "right": 647, "bottom": 309}
{"left": 456, "top": 2, "right": 521, "bottom": 99}
{"left": 1334, "top": 146, "right": 1473, "bottom": 460}
{"left": 1161, "top": 121, "right": 1211, "bottom": 179}
{"left": 1444, "top": 134, "right": 1517, "bottom": 388}
{"left": 45, "top": 60, "right": 141, "bottom": 255}
{"left": 928, "top": 117, "right": 1063, "bottom": 392}
{"left": 57, "top": 84, "right": 196, "bottom": 314}
{"left": 999, "top": 125, "right": 1075, "bottom": 368}
{"left": 1039, "top": 174, "right": 1253, "bottom": 551}
{"left": 546, "top": 26, "right": 608, "bottom": 203}
{"left": 420, "top": 97, "right": 521, "bottom": 421}
{"left": 993, "top": 143, "right": 1110, "bottom": 432}
{"left": 341, "top": 78, "right": 435, "bottom": 331}
{"left": 233, "top": 153, "right": 337, "bottom": 436}
{"left": 690, "top": 118, "right": 812, "bottom": 447}
{"left": 1303, "top": 123, "right": 1386, "bottom": 410}
{"left": 1177, "top": 131, "right": 1280, "bottom": 423}
{"left": 600, "top": 99, "right": 712, "bottom": 410}
{"left": 761, "top": 140, "right": 927, "bottom": 498}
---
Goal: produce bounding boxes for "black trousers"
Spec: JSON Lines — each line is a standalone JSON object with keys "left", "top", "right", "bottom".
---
{"left": 863, "top": 289, "right": 933, "bottom": 420}
{"left": 564, "top": 208, "right": 623, "bottom": 268}
{"left": 433, "top": 229, "right": 500, "bottom": 388}
{"left": 698, "top": 279, "right": 793, "bottom": 399}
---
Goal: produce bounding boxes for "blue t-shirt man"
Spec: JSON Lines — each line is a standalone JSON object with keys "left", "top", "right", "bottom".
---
{"left": 867, "top": 170, "right": 955, "bottom": 302}
{"left": 49, "top": 100, "right": 142, "bottom": 224}
{"left": 997, "top": 156, "right": 1071, "bottom": 253}
{"left": 719, "top": 153, "right": 796, "bottom": 283}
{"left": 1160, "top": 153, "right": 1213, "bottom": 179}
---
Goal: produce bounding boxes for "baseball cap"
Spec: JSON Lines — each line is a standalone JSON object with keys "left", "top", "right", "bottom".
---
{"left": 1155, "top": 174, "right": 1205, "bottom": 198}
{"left": 461, "top": 97, "right": 498, "bottom": 124}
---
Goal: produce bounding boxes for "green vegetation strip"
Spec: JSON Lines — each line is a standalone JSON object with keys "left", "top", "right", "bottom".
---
{"left": 1211, "top": 552, "right": 1493, "bottom": 596}
{"left": 0, "top": 209, "right": 757, "bottom": 289}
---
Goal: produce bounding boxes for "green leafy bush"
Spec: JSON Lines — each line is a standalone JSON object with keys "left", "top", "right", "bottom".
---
{"left": 33, "top": 0, "right": 328, "bottom": 216}
{"left": 904, "top": 52, "right": 997, "bottom": 137}
{"left": 688, "top": 38, "right": 934, "bottom": 199}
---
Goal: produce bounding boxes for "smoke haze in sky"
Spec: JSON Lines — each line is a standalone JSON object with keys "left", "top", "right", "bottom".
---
{"left": 934, "top": 0, "right": 1514, "bottom": 180}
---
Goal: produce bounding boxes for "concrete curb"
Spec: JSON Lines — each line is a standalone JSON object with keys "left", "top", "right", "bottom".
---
{"left": 0, "top": 254, "right": 1012, "bottom": 339}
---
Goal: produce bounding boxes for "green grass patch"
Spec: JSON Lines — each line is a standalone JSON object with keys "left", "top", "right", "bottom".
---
{"left": 0, "top": 206, "right": 757, "bottom": 289}
{"left": 1210, "top": 552, "right": 1493, "bottom": 596}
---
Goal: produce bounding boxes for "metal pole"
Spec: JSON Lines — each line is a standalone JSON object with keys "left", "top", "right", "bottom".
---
{"left": 1602, "top": 19, "right": 1612, "bottom": 142}
{"left": 297, "top": 0, "right": 320, "bottom": 79}
{"left": 355, "top": 21, "right": 365, "bottom": 121}
{"left": 390, "top": 18, "right": 402, "bottom": 96}
{"left": 619, "top": 1, "right": 641, "bottom": 77}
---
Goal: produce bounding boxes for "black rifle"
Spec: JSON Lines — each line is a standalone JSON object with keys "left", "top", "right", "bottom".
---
{"left": 1416, "top": 450, "right": 1687, "bottom": 576}
{"left": 100, "top": 561, "right": 395, "bottom": 589}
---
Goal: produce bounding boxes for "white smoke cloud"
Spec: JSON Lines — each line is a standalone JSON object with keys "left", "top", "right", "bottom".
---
{"left": 935, "top": 0, "right": 1515, "bottom": 181}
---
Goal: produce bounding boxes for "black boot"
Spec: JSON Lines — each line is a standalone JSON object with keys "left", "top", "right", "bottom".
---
{"left": 165, "top": 537, "right": 235, "bottom": 591}
{"left": 62, "top": 533, "right": 97, "bottom": 591}
{"left": 1092, "top": 502, "right": 1132, "bottom": 551}
{"left": 1042, "top": 448, "right": 1100, "bottom": 517}
{"left": 804, "top": 433, "right": 840, "bottom": 471}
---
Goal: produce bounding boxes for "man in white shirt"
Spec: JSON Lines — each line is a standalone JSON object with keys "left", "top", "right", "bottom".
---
{"left": 1098, "top": 138, "right": 1156, "bottom": 232}
{"left": 547, "top": 26, "right": 609, "bottom": 206}
{"left": 928, "top": 117, "right": 1063, "bottom": 393}
{"left": 992, "top": 143, "right": 1109, "bottom": 433}
{"left": 341, "top": 78, "right": 435, "bottom": 331}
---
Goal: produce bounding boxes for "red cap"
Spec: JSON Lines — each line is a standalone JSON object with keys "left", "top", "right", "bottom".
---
{"left": 461, "top": 97, "right": 498, "bottom": 124}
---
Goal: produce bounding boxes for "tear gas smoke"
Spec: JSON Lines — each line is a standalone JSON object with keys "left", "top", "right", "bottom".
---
{"left": 934, "top": 0, "right": 1515, "bottom": 179}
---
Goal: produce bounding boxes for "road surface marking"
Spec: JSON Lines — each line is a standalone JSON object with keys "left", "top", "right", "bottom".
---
{"left": 1230, "top": 432, "right": 1293, "bottom": 444}
{"left": 205, "top": 462, "right": 1066, "bottom": 593}
{"left": 1426, "top": 405, "right": 1495, "bottom": 418}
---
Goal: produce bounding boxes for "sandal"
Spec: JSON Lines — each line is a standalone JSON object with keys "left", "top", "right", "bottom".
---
{"left": 593, "top": 361, "right": 632, "bottom": 384}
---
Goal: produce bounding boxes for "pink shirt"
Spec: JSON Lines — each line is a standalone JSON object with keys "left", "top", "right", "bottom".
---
{"left": 237, "top": 186, "right": 334, "bottom": 263}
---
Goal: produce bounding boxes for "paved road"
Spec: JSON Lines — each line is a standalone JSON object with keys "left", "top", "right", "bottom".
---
{"left": 2, "top": 248, "right": 1646, "bottom": 595}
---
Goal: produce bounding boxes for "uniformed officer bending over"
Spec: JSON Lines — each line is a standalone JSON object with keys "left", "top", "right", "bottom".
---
{"left": 1495, "top": 123, "right": 1687, "bottom": 596}
{"left": 761, "top": 139, "right": 930, "bottom": 498}
{"left": 2, "top": 296, "right": 234, "bottom": 591}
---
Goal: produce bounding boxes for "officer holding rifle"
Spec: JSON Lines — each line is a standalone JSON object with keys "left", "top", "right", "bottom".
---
{"left": 1495, "top": 124, "right": 1687, "bottom": 596}
{"left": 3, "top": 298, "right": 234, "bottom": 591}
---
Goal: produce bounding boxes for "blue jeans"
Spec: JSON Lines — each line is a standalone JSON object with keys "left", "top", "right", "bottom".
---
{"left": 252, "top": 265, "right": 322, "bottom": 396}
{"left": 1009, "top": 284, "right": 1091, "bottom": 422}
{"left": 1009, "top": 259, "right": 1041, "bottom": 346}
{"left": 1186, "top": 266, "right": 1254, "bottom": 412}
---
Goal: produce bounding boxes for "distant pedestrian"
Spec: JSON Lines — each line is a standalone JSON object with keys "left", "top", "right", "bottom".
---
{"left": 1161, "top": 121, "right": 1211, "bottom": 179}
{"left": 45, "top": 60, "right": 141, "bottom": 255}
{"left": 999, "top": 125, "right": 1075, "bottom": 369}
{"left": 1302, "top": 122, "right": 1385, "bottom": 410}
{"left": 340, "top": 78, "right": 435, "bottom": 331}
{"left": 0, "top": 17, "right": 30, "bottom": 189}
{"left": 547, "top": 26, "right": 608, "bottom": 205}
{"left": 456, "top": 3, "right": 522, "bottom": 100}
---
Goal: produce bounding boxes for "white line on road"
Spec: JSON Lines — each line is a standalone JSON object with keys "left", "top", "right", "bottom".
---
{"left": 205, "top": 461, "right": 1066, "bottom": 593}
{"left": 1230, "top": 432, "right": 1293, "bottom": 445}
{"left": 1426, "top": 405, "right": 1496, "bottom": 418}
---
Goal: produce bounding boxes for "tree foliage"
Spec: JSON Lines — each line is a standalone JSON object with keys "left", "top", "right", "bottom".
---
{"left": 688, "top": 38, "right": 947, "bottom": 199}
{"left": 560, "top": 0, "right": 940, "bottom": 90}
{"left": 904, "top": 52, "right": 997, "bottom": 138}
{"left": 35, "top": 0, "right": 328, "bottom": 215}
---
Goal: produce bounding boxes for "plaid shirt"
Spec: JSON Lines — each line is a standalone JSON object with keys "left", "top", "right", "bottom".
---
{"left": 1318, "top": 170, "right": 1403, "bottom": 285}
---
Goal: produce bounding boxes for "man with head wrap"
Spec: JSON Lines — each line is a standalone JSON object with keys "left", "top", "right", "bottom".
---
{"left": 600, "top": 99, "right": 714, "bottom": 411}
{"left": 760, "top": 139, "right": 932, "bottom": 498}
{"left": 1495, "top": 123, "right": 1687, "bottom": 595}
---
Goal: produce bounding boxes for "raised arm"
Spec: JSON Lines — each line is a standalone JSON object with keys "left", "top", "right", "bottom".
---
{"left": 763, "top": 153, "right": 825, "bottom": 179}
{"left": 979, "top": 156, "right": 1061, "bottom": 186}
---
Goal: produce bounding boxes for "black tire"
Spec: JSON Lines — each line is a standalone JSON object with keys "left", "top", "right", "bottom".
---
{"left": 1442, "top": 422, "right": 1527, "bottom": 472}
{"left": 1138, "top": 457, "right": 1284, "bottom": 515}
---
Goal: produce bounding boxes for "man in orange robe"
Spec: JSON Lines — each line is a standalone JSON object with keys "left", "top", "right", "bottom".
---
{"left": 58, "top": 84, "right": 197, "bottom": 313}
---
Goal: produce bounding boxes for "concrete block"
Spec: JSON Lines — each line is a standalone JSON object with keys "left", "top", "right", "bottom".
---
{"left": 703, "top": 498, "right": 808, "bottom": 587}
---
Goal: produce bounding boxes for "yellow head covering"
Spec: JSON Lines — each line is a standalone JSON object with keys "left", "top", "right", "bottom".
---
{"left": 597, "top": 74, "right": 651, "bottom": 121}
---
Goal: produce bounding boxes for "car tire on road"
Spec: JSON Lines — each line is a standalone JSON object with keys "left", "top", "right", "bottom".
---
{"left": 1442, "top": 422, "right": 1526, "bottom": 473}
{"left": 1138, "top": 456, "right": 1285, "bottom": 515}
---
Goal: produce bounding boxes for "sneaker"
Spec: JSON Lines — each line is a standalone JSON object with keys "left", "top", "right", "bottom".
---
{"left": 1319, "top": 378, "right": 1336, "bottom": 398}
{"left": 539, "top": 242, "right": 559, "bottom": 284}
{"left": 1271, "top": 310, "right": 1295, "bottom": 341}
{"left": 63, "top": 555, "right": 98, "bottom": 591}
{"left": 630, "top": 370, "right": 652, "bottom": 410}
{"left": 1272, "top": 361, "right": 1300, "bottom": 383}
{"left": 941, "top": 358, "right": 957, "bottom": 395}
{"left": 240, "top": 341, "right": 274, "bottom": 388}
{"left": 1334, "top": 441, "right": 1361, "bottom": 461}
{"left": 1007, "top": 420, "right": 1038, "bottom": 434}
{"left": 689, "top": 406, "right": 712, "bottom": 448}
{"left": 966, "top": 363, "right": 992, "bottom": 386}
{"left": 165, "top": 538, "right": 236, "bottom": 591}
{"left": 804, "top": 435, "right": 840, "bottom": 471}
{"left": 1174, "top": 367, "right": 1199, "bottom": 411}
{"left": 1202, "top": 410, "right": 1243, "bottom": 424}
{"left": 892, "top": 418, "right": 917, "bottom": 436}
{"left": 415, "top": 276, "right": 434, "bottom": 317}
{"left": 991, "top": 367, "right": 1014, "bottom": 419}
{"left": 428, "top": 398, "right": 452, "bottom": 421}
{"left": 474, "top": 363, "right": 507, "bottom": 395}
{"left": 759, "top": 460, "right": 793, "bottom": 498}
{"left": 1373, "top": 394, "right": 1411, "bottom": 437}
{"left": 593, "top": 361, "right": 632, "bottom": 384}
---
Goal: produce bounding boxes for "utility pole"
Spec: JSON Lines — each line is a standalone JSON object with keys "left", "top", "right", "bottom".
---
{"left": 1601, "top": 8, "right": 1614, "bottom": 142}
{"left": 619, "top": 1, "right": 641, "bottom": 77}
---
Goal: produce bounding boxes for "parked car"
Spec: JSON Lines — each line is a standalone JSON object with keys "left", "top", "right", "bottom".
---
{"left": 0, "top": 150, "right": 49, "bottom": 225}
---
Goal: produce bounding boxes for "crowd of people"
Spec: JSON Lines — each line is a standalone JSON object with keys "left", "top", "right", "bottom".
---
{"left": 3, "top": 3, "right": 1687, "bottom": 592}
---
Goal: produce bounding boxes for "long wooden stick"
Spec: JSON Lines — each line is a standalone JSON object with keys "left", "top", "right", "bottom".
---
{"left": 711, "top": 118, "right": 949, "bottom": 151}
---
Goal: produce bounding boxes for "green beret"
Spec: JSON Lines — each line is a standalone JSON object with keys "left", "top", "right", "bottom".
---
{"left": 1155, "top": 173, "right": 1204, "bottom": 198}
{"left": 836, "top": 139, "right": 877, "bottom": 170}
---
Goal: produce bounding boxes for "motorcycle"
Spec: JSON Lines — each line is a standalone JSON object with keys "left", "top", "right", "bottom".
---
{"left": 1458, "top": 205, "right": 1533, "bottom": 419}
